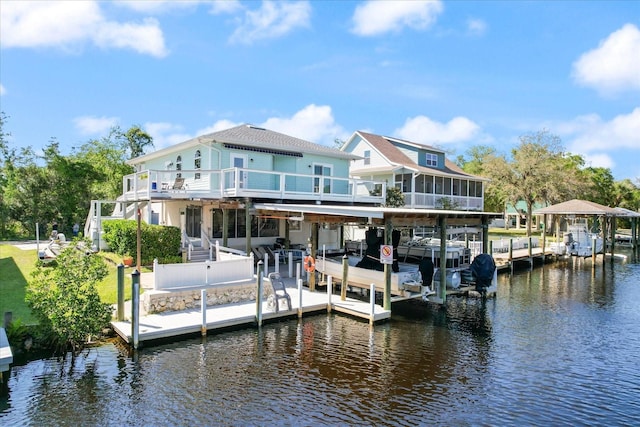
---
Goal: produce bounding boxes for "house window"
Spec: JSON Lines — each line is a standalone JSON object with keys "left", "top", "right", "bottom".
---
{"left": 395, "top": 173, "right": 412, "bottom": 192}
{"left": 211, "top": 209, "right": 279, "bottom": 238}
{"left": 194, "top": 150, "right": 201, "bottom": 180}
{"left": 176, "top": 155, "right": 182, "bottom": 178}
{"left": 364, "top": 150, "right": 371, "bottom": 165}
{"left": 313, "top": 164, "right": 332, "bottom": 193}
{"left": 425, "top": 153, "right": 438, "bottom": 167}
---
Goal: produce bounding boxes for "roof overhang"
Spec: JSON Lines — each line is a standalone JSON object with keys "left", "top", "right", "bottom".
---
{"left": 254, "top": 203, "right": 501, "bottom": 227}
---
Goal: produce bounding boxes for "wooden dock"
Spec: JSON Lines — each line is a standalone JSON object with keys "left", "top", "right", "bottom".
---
{"left": 111, "top": 283, "right": 391, "bottom": 346}
{"left": 0, "top": 327, "right": 13, "bottom": 384}
{"left": 492, "top": 247, "right": 554, "bottom": 272}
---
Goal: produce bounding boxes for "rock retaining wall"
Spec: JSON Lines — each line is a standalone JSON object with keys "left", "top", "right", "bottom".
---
{"left": 143, "top": 281, "right": 271, "bottom": 314}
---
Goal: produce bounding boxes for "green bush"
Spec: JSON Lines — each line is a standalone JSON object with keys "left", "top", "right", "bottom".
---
{"left": 27, "top": 241, "right": 112, "bottom": 356}
{"left": 102, "top": 219, "right": 181, "bottom": 265}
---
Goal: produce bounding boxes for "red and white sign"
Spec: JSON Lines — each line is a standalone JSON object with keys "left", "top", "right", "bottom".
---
{"left": 380, "top": 245, "right": 393, "bottom": 264}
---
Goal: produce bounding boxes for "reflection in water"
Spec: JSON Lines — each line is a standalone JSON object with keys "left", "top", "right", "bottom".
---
{"left": 2, "top": 254, "right": 640, "bottom": 425}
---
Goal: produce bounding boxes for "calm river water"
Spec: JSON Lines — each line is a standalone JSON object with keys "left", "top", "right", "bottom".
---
{"left": 2, "top": 253, "right": 640, "bottom": 426}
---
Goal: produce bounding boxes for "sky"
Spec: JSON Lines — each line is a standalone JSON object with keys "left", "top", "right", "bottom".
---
{"left": 1, "top": 0, "right": 639, "bottom": 181}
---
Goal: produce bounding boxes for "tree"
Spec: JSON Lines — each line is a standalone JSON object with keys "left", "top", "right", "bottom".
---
{"left": 26, "top": 240, "right": 112, "bottom": 356}
{"left": 483, "top": 130, "right": 586, "bottom": 236}
{"left": 456, "top": 145, "right": 505, "bottom": 213}
{"left": 118, "top": 125, "right": 153, "bottom": 159}
{"left": 384, "top": 186, "right": 406, "bottom": 207}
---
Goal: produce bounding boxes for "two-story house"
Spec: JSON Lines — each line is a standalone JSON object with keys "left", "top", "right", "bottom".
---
{"left": 342, "top": 131, "right": 487, "bottom": 211}
{"left": 86, "top": 124, "right": 385, "bottom": 256}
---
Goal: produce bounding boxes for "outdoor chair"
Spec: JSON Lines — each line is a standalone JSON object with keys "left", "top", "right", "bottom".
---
{"left": 267, "top": 272, "right": 292, "bottom": 313}
{"left": 171, "top": 177, "right": 185, "bottom": 191}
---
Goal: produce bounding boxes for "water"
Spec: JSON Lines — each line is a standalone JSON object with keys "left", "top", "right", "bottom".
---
{"left": 2, "top": 255, "right": 640, "bottom": 426}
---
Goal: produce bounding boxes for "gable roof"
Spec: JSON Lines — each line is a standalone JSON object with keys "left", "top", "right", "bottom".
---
{"left": 348, "top": 131, "right": 487, "bottom": 180}
{"left": 129, "top": 124, "right": 357, "bottom": 164}
{"left": 533, "top": 199, "right": 618, "bottom": 215}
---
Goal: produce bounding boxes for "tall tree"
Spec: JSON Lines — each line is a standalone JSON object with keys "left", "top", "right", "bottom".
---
{"left": 118, "top": 125, "right": 153, "bottom": 159}
{"left": 456, "top": 145, "right": 505, "bottom": 213}
{"left": 484, "top": 130, "right": 585, "bottom": 235}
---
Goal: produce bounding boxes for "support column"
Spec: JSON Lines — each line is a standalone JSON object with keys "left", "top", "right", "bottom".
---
{"left": 245, "top": 201, "right": 252, "bottom": 256}
{"left": 310, "top": 223, "right": 318, "bottom": 292}
{"left": 482, "top": 215, "right": 489, "bottom": 254}
{"left": 222, "top": 208, "right": 229, "bottom": 248}
{"left": 438, "top": 215, "right": 447, "bottom": 304}
{"left": 384, "top": 218, "right": 393, "bottom": 311}
{"left": 610, "top": 215, "right": 616, "bottom": 263}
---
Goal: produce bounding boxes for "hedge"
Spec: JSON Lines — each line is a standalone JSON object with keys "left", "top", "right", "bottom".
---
{"left": 102, "top": 219, "right": 181, "bottom": 265}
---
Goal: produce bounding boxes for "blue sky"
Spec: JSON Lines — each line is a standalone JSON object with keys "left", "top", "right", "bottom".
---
{"left": 1, "top": 1, "right": 639, "bottom": 181}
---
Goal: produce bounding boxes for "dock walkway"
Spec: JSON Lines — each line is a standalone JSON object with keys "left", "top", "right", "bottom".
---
{"left": 111, "top": 276, "right": 391, "bottom": 346}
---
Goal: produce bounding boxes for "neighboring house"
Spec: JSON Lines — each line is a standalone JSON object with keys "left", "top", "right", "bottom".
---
{"left": 86, "top": 124, "right": 385, "bottom": 254}
{"left": 341, "top": 131, "right": 487, "bottom": 211}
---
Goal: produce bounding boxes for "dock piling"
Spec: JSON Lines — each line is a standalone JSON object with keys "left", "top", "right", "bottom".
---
{"left": 201, "top": 289, "right": 207, "bottom": 336}
{"left": 256, "top": 261, "right": 263, "bottom": 327}
{"left": 327, "top": 275, "right": 332, "bottom": 312}
{"left": 369, "top": 283, "right": 376, "bottom": 326}
{"left": 131, "top": 269, "right": 140, "bottom": 350}
{"left": 297, "top": 278, "right": 303, "bottom": 318}
{"left": 117, "top": 264, "right": 124, "bottom": 321}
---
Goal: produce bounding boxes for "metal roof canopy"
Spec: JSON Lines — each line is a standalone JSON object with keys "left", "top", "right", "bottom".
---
{"left": 254, "top": 203, "right": 501, "bottom": 227}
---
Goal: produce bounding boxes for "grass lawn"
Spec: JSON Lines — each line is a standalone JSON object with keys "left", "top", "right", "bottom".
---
{"left": 0, "top": 243, "right": 142, "bottom": 325}
{"left": 0, "top": 244, "right": 39, "bottom": 324}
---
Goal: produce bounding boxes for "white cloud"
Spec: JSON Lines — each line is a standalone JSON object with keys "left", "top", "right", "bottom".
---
{"left": 581, "top": 152, "right": 615, "bottom": 170}
{"left": 0, "top": 1, "right": 168, "bottom": 57}
{"left": 260, "top": 104, "right": 346, "bottom": 146}
{"left": 144, "top": 122, "right": 191, "bottom": 150}
{"left": 209, "top": 0, "right": 243, "bottom": 15}
{"left": 394, "top": 115, "right": 481, "bottom": 145}
{"left": 117, "top": 0, "right": 200, "bottom": 13}
{"left": 0, "top": 83, "right": 6, "bottom": 96}
{"left": 572, "top": 23, "right": 640, "bottom": 94}
{"left": 466, "top": 18, "right": 487, "bottom": 36}
{"left": 73, "top": 116, "right": 119, "bottom": 135}
{"left": 563, "top": 108, "right": 640, "bottom": 153}
{"left": 229, "top": 1, "right": 311, "bottom": 45}
{"left": 351, "top": 0, "right": 443, "bottom": 36}
{"left": 197, "top": 120, "right": 241, "bottom": 136}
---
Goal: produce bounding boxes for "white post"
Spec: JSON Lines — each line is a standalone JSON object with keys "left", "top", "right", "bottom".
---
{"left": 264, "top": 252, "right": 269, "bottom": 276}
{"left": 201, "top": 289, "right": 207, "bottom": 336}
{"left": 215, "top": 240, "right": 220, "bottom": 260}
{"left": 288, "top": 251, "right": 293, "bottom": 277}
{"left": 275, "top": 252, "right": 280, "bottom": 274}
{"left": 327, "top": 275, "right": 332, "bottom": 310}
{"left": 369, "top": 283, "right": 376, "bottom": 325}
{"left": 296, "top": 262, "right": 301, "bottom": 285}
{"left": 297, "top": 278, "right": 303, "bottom": 318}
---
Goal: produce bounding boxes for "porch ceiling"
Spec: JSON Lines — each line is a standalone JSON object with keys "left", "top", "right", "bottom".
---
{"left": 253, "top": 203, "right": 501, "bottom": 227}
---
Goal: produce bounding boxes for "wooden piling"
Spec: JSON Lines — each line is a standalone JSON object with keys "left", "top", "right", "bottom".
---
{"left": 256, "top": 261, "right": 263, "bottom": 327}
{"left": 341, "top": 254, "right": 348, "bottom": 301}
{"left": 117, "top": 264, "right": 125, "bottom": 321}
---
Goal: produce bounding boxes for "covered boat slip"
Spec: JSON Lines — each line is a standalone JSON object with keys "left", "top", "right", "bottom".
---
{"left": 254, "top": 203, "right": 501, "bottom": 307}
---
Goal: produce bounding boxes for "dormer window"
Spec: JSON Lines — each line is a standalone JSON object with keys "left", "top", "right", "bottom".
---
{"left": 176, "top": 155, "right": 182, "bottom": 178}
{"left": 425, "top": 153, "right": 438, "bottom": 167}
{"left": 194, "top": 150, "right": 201, "bottom": 180}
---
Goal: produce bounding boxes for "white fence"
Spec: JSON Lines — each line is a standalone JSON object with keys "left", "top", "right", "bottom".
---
{"left": 153, "top": 254, "right": 255, "bottom": 291}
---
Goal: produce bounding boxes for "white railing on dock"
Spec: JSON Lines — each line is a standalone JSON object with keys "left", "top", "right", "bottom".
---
{"left": 153, "top": 256, "right": 254, "bottom": 291}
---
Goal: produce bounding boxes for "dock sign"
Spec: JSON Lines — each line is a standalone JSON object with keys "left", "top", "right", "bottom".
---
{"left": 380, "top": 245, "right": 393, "bottom": 264}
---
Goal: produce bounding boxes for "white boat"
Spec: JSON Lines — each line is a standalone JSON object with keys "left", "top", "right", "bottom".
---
{"left": 397, "top": 238, "right": 472, "bottom": 269}
{"left": 552, "top": 219, "right": 604, "bottom": 257}
{"left": 316, "top": 255, "right": 423, "bottom": 297}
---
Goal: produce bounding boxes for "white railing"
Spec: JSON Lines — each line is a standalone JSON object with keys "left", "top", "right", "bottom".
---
{"left": 122, "top": 168, "right": 386, "bottom": 204}
{"left": 152, "top": 256, "right": 255, "bottom": 291}
{"left": 403, "top": 193, "right": 484, "bottom": 211}
{"left": 182, "top": 230, "right": 194, "bottom": 260}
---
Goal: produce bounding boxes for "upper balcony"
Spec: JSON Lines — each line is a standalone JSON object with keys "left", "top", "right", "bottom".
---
{"left": 403, "top": 192, "right": 484, "bottom": 211}
{"left": 121, "top": 168, "right": 386, "bottom": 205}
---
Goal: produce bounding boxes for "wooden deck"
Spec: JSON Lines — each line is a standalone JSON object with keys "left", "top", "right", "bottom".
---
{"left": 492, "top": 247, "right": 554, "bottom": 271}
{"left": 111, "top": 282, "right": 391, "bottom": 346}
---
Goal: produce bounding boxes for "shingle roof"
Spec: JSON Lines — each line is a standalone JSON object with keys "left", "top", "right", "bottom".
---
{"left": 129, "top": 124, "right": 357, "bottom": 164}
{"left": 203, "top": 125, "right": 357, "bottom": 160}
{"left": 354, "top": 131, "right": 485, "bottom": 180}
{"left": 533, "top": 199, "right": 618, "bottom": 215}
